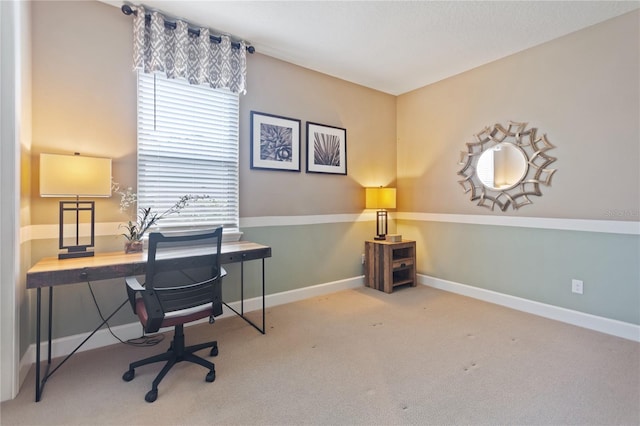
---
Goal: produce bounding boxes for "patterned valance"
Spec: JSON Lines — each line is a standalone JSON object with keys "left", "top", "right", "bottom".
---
{"left": 131, "top": 5, "right": 247, "bottom": 94}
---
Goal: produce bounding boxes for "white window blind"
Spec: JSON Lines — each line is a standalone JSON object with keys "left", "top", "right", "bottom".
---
{"left": 137, "top": 72, "right": 239, "bottom": 233}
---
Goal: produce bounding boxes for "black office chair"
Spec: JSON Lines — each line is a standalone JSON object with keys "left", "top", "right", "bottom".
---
{"left": 122, "top": 228, "right": 226, "bottom": 403}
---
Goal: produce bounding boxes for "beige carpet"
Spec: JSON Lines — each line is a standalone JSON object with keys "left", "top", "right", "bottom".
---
{"left": 2, "top": 285, "right": 639, "bottom": 425}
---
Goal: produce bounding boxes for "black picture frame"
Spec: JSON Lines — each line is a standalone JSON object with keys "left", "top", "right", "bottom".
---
{"left": 306, "top": 122, "right": 347, "bottom": 175}
{"left": 250, "top": 111, "right": 301, "bottom": 172}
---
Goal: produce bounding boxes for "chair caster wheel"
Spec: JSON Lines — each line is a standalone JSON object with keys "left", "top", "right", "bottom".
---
{"left": 145, "top": 389, "right": 158, "bottom": 403}
{"left": 122, "top": 369, "right": 135, "bottom": 382}
{"left": 210, "top": 345, "right": 218, "bottom": 357}
{"left": 206, "top": 369, "right": 216, "bottom": 382}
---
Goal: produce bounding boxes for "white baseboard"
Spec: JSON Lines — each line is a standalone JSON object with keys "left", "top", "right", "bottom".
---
{"left": 419, "top": 274, "right": 640, "bottom": 342}
{"left": 19, "top": 275, "right": 365, "bottom": 384}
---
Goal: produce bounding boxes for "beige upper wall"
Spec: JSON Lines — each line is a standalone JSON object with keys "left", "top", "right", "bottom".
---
{"left": 31, "top": 1, "right": 136, "bottom": 224}
{"left": 32, "top": 1, "right": 637, "bottom": 223}
{"left": 397, "top": 10, "right": 640, "bottom": 221}
{"left": 29, "top": 1, "right": 397, "bottom": 224}
{"left": 31, "top": 2, "right": 135, "bottom": 161}
{"left": 241, "top": 54, "right": 397, "bottom": 216}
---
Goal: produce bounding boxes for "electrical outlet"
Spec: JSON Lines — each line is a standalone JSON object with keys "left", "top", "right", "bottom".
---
{"left": 361, "top": 253, "right": 365, "bottom": 265}
{"left": 571, "top": 279, "right": 584, "bottom": 294}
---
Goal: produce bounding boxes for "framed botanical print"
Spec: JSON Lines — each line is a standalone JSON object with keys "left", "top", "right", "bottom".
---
{"left": 306, "top": 122, "right": 347, "bottom": 175}
{"left": 250, "top": 111, "right": 301, "bottom": 172}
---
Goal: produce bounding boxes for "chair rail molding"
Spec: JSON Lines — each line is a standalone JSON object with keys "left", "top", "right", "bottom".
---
{"left": 397, "top": 212, "right": 640, "bottom": 235}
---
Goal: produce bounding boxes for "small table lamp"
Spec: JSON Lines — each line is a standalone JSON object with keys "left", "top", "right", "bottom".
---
{"left": 40, "top": 153, "right": 112, "bottom": 259}
{"left": 365, "top": 187, "right": 396, "bottom": 240}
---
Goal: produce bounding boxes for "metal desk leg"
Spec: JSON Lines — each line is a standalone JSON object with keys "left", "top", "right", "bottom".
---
{"left": 35, "top": 286, "right": 53, "bottom": 402}
{"left": 34, "top": 286, "right": 126, "bottom": 402}
{"left": 222, "top": 257, "right": 266, "bottom": 335}
{"left": 47, "top": 287, "right": 52, "bottom": 373}
{"left": 261, "top": 258, "right": 265, "bottom": 333}
{"left": 240, "top": 258, "right": 244, "bottom": 316}
{"left": 35, "top": 288, "right": 41, "bottom": 402}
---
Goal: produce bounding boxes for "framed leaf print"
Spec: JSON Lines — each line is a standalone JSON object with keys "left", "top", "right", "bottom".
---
{"left": 250, "top": 111, "right": 301, "bottom": 172}
{"left": 306, "top": 122, "right": 347, "bottom": 175}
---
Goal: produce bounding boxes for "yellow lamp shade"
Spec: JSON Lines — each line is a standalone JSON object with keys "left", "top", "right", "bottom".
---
{"left": 365, "top": 187, "right": 396, "bottom": 209}
{"left": 40, "top": 153, "right": 112, "bottom": 197}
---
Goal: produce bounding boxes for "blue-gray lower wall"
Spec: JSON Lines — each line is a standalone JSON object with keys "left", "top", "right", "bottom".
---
{"left": 239, "top": 221, "right": 371, "bottom": 297}
{"left": 26, "top": 219, "right": 375, "bottom": 342}
{"left": 26, "top": 214, "right": 639, "bottom": 345}
{"left": 399, "top": 217, "right": 640, "bottom": 325}
{"left": 20, "top": 214, "right": 639, "bottom": 387}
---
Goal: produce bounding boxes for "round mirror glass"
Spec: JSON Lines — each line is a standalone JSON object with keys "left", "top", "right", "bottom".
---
{"left": 476, "top": 142, "right": 528, "bottom": 191}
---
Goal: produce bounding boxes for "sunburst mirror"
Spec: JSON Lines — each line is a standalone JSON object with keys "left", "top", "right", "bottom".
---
{"left": 457, "top": 121, "right": 557, "bottom": 211}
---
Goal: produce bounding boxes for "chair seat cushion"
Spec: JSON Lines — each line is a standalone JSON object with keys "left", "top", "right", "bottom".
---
{"left": 135, "top": 298, "right": 214, "bottom": 329}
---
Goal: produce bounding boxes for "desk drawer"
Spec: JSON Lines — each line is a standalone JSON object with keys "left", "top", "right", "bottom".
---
{"left": 392, "top": 258, "right": 414, "bottom": 270}
{"left": 221, "top": 247, "right": 272, "bottom": 264}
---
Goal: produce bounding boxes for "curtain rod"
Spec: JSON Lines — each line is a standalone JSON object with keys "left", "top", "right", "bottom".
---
{"left": 121, "top": 4, "right": 255, "bottom": 54}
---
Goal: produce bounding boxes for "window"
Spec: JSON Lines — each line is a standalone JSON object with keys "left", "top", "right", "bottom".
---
{"left": 137, "top": 72, "right": 239, "bottom": 235}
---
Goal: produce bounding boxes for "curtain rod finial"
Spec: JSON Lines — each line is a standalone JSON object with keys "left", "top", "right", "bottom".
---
{"left": 121, "top": 4, "right": 135, "bottom": 16}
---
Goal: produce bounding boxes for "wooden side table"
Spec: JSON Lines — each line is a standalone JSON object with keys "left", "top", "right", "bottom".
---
{"left": 364, "top": 240, "right": 417, "bottom": 293}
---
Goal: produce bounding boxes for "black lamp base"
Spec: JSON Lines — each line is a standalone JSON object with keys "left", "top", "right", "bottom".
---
{"left": 58, "top": 249, "right": 94, "bottom": 260}
{"left": 58, "top": 200, "right": 96, "bottom": 260}
{"left": 375, "top": 210, "right": 388, "bottom": 241}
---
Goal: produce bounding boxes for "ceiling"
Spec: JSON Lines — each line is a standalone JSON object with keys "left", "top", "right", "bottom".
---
{"left": 103, "top": 1, "right": 639, "bottom": 95}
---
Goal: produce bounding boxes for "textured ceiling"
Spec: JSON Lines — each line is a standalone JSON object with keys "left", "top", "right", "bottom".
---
{"left": 104, "top": 1, "right": 639, "bottom": 95}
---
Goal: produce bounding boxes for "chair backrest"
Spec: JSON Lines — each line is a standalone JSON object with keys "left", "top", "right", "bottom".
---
{"left": 142, "top": 228, "right": 224, "bottom": 332}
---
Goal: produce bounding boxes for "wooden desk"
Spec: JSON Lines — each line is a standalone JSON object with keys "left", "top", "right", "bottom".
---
{"left": 27, "top": 240, "right": 271, "bottom": 402}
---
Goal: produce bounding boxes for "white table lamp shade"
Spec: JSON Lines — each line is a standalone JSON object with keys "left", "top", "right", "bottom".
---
{"left": 40, "top": 153, "right": 112, "bottom": 197}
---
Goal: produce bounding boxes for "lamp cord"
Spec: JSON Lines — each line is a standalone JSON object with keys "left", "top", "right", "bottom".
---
{"left": 86, "top": 281, "right": 165, "bottom": 347}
